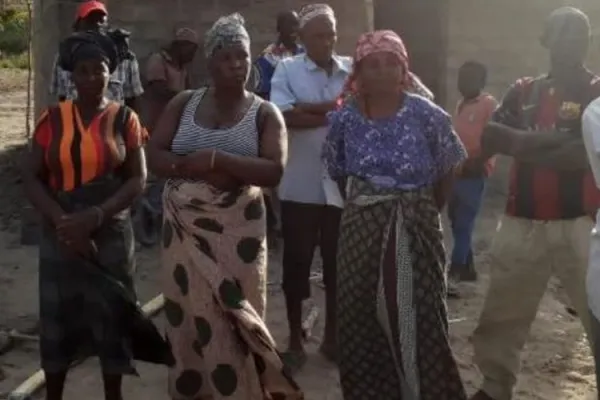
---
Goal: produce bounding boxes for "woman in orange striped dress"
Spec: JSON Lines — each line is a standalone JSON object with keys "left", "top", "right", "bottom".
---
{"left": 21, "top": 30, "right": 146, "bottom": 400}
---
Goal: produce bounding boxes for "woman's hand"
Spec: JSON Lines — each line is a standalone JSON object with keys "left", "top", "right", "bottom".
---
{"left": 56, "top": 208, "right": 101, "bottom": 243}
{"left": 203, "top": 171, "right": 240, "bottom": 191}
{"left": 182, "top": 149, "right": 216, "bottom": 176}
{"left": 59, "top": 237, "right": 98, "bottom": 260}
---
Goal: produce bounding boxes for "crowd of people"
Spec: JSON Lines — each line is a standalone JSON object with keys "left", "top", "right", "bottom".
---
{"left": 18, "top": 0, "right": 600, "bottom": 399}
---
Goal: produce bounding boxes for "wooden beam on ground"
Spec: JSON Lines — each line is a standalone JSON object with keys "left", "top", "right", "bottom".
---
{"left": 7, "top": 294, "right": 165, "bottom": 400}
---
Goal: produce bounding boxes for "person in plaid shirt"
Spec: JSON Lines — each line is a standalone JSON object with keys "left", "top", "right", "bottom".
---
{"left": 49, "top": 1, "right": 144, "bottom": 111}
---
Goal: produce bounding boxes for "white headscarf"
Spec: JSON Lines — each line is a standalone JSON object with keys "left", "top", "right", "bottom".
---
{"left": 203, "top": 13, "right": 250, "bottom": 58}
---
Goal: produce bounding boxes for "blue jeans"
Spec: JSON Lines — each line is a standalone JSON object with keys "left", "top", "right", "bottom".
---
{"left": 447, "top": 177, "right": 485, "bottom": 265}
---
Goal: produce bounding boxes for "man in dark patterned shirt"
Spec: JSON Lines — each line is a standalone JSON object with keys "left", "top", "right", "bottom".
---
{"left": 49, "top": 1, "right": 143, "bottom": 111}
{"left": 470, "top": 7, "right": 600, "bottom": 400}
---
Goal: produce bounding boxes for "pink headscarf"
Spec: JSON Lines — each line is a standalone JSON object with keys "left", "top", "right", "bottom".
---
{"left": 340, "top": 30, "right": 433, "bottom": 103}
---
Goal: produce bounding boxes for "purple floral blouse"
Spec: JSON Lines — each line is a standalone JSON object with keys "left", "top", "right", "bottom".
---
{"left": 323, "top": 93, "right": 467, "bottom": 189}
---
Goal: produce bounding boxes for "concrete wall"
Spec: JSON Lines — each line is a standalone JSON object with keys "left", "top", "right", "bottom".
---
{"left": 104, "top": 0, "right": 370, "bottom": 86}
{"left": 33, "top": 0, "right": 600, "bottom": 117}
{"left": 445, "top": 0, "right": 600, "bottom": 192}
{"left": 445, "top": 0, "right": 600, "bottom": 109}
{"left": 33, "top": 0, "right": 370, "bottom": 116}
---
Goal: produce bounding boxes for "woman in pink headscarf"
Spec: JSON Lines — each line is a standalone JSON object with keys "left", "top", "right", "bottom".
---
{"left": 323, "top": 30, "right": 467, "bottom": 399}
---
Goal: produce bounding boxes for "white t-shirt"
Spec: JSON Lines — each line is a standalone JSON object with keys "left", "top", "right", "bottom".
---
{"left": 581, "top": 96, "right": 600, "bottom": 320}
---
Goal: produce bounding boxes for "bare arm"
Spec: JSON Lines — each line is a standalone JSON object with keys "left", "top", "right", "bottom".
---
{"left": 515, "top": 138, "right": 589, "bottom": 170}
{"left": 482, "top": 122, "right": 587, "bottom": 169}
{"left": 270, "top": 60, "right": 329, "bottom": 130}
{"left": 282, "top": 108, "right": 328, "bottom": 129}
{"left": 146, "top": 80, "right": 179, "bottom": 103}
{"left": 215, "top": 101, "right": 287, "bottom": 187}
{"left": 21, "top": 142, "right": 65, "bottom": 225}
{"left": 99, "top": 148, "right": 147, "bottom": 218}
{"left": 97, "top": 111, "right": 148, "bottom": 218}
{"left": 296, "top": 102, "right": 337, "bottom": 114}
{"left": 279, "top": 101, "right": 337, "bottom": 129}
{"left": 146, "top": 91, "right": 195, "bottom": 179}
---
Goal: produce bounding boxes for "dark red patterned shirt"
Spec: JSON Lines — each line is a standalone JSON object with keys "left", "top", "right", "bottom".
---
{"left": 493, "top": 70, "right": 600, "bottom": 220}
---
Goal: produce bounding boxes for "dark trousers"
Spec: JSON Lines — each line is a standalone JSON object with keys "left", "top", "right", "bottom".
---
{"left": 280, "top": 201, "right": 342, "bottom": 301}
{"left": 264, "top": 193, "right": 278, "bottom": 233}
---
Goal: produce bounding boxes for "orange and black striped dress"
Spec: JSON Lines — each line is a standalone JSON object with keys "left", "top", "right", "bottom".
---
{"left": 34, "top": 100, "right": 145, "bottom": 191}
{"left": 34, "top": 100, "right": 147, "bottom": 375}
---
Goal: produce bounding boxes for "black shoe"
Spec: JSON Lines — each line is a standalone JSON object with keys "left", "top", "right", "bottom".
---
{"left": 447, "top": 280, "right": 461, "bottom": 299}
{"left": 449, "top": 263, "right": 478, "bottom": 282}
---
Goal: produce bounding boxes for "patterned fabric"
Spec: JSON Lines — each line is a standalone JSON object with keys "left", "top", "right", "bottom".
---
{"left": 298, "top": 3, "right": 335, "bottom": 28}
{"left": 493, "top": 71, "right": 600, "bottom": 220}
{"left": 162, "top": 180, "right": 303, "bottom": 399}
{"left": 33, "top": 100, "right": 146, "bottom": 192}
{"left": 337, "top": 178, "right": 467, "bottom": 400}
{"left": 253, "top": 42, "right": 304, "bottom": 98}
{"left": 341, "top": 30, "right": 433, "bottom": 103}
{"left": 49, "top": 55, "right": 144, "bottom": 103}
{"left": 323, "top": 94, "right": 466, "bottom": 189}
{"left": 204, "top": 13, "right": 250, "bottom": 59}
{"left": 39, "top": 174, "right": 137, "bottom": 375}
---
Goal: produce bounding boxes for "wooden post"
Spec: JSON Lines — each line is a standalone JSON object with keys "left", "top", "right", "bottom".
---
{"left": 33, "top": 0, "right": 82, "bottom": 118}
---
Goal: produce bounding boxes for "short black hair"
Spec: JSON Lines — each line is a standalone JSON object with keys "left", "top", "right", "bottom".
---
{"left": 276, "top": 10, "right": 299, "bottom": 31}
{"left": 458, "top": 61, "right": 487, "bottom": 84}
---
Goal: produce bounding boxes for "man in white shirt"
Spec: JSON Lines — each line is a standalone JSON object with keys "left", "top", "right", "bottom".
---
{"left": 581, "top": 95, "right": 600, "bottom": 398}
{"left": 270, "top": 3, "right": 351, "bottom": 369}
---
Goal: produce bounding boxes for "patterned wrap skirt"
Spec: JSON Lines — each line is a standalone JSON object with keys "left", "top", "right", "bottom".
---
{"left": 337, "top": 178, "right": 466, "bottom": 400}
{"left": 39, "top": 175, "right": 137, "bottom": 375}
{"left": 161, "top": 180, "right": 303, "bottom": 399}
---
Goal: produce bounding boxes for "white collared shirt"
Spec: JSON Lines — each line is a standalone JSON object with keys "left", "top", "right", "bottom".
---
{"left": 581, "top": 96, "right": 600, "bottom": 320}
{"left": 270, "top": 54, "right": 352, "bottom": 207}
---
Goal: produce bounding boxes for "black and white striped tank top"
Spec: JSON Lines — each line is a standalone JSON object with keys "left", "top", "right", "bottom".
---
{"left": 171, "top": 88, "right": 261, "bottom": 157}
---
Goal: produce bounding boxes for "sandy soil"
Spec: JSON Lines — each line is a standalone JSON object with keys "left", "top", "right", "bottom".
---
{"left": 0, "top": 69, "right": 596, "bottom": 399}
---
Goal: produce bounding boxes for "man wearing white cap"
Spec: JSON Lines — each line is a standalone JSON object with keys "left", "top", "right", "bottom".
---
{"left": 270, "top": 3, "right": 351, "bottom": 371}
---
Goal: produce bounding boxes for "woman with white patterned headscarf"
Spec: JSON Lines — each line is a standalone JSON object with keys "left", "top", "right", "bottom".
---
{"left": 146, "top": 13, "right": 302, "bottom": 400}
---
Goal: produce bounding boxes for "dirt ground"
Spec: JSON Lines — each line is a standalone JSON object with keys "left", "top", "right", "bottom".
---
{"left": 0, "top": 69, "right": 596, "bottom": 399}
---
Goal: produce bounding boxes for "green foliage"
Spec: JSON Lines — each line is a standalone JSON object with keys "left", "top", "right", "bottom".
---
{"left": 0, "top": 51, "right": 28, "bottom": 68}
{"left": 0, "top": 8, "right": 29, "bottom": 56}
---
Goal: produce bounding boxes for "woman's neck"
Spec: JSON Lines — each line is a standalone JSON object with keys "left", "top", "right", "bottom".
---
{"left": 75, "top": 96, "right": 106, "bottom": 111}
{"left": 362, "top": 91, "right": 404, "bottom": 119}
{"left": 212, "top": 85, "right": 246, "bottom": 109}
